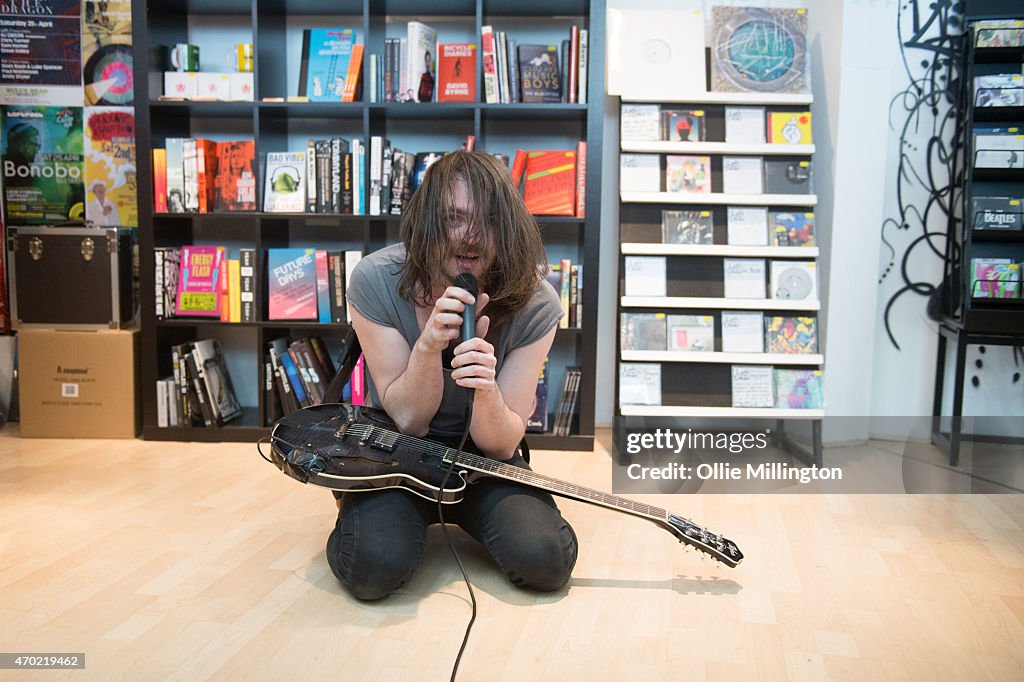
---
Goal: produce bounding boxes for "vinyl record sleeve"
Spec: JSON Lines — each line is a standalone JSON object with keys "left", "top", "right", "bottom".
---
{"left": 607, "top": 9, "right": 707, "bottom": 99}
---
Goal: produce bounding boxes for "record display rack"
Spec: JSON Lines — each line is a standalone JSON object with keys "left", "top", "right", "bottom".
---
{"left": 615, "top": 93, "right": 824, "bottom": 466}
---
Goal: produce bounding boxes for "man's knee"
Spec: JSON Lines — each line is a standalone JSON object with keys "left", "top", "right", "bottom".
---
{"left": 326, "top": 522, "right": 419, "bottom": 601}
{"left": 501, "top": 522, "right": 578, "bottom": 592}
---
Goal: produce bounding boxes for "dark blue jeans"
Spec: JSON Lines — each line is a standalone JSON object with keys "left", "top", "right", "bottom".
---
{"left": 325, "top": 454, "right": 578, "bottom": 600}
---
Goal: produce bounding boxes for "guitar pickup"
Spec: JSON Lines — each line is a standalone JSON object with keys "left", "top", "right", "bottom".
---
{"left": 370, "top": 430, "right": 399, "bottom": 453}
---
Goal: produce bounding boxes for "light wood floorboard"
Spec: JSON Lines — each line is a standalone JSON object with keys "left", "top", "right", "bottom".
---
{"left": 1, "top": 425, "right": 1023, "bottom": 681}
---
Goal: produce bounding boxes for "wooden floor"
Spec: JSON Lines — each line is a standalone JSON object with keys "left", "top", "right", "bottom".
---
{"left": 2, "top": 425, "right": 1023, "bottom": 681}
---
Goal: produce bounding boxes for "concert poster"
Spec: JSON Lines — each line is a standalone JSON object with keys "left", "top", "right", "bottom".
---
{"left": 83, "top": 106, "right": 136, "bottom": 226}
{"left": 82, "top": 0, "right": 133, "bottom": 105}
{"left": 0, "top": 0, "right": 83, "bottom": 105}
{"left": 1, "top": 104, "right": 85, "bottom": 223}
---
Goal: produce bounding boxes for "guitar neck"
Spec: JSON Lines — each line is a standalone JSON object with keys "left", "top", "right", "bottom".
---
{"left": 442, "top": 448, "right": 670, "bottom": 526}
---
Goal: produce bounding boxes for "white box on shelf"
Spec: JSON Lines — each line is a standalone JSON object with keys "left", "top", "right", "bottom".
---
{"left": 624, "top": 256, "right": 666, "bottom": 297}
{"left": 721, "top": 311, "right": 764, "bottom": 353}
{"left": 731, "top": 365, "right": 774, "bottom": 408}
{"left": 727, "top": 206, "right": 769, "bottom": 245}
{"left": 620, "top": 154, "right": 661, "bottom": 192}
{"left": 723, "top": 258, "right": 766, "bottom": 299}
{"left": 725, "top": 106, "right": 765, "bottom": 143}
{"left": 770, "top": 260, "right": 818, "bottom": 301}
{"left": 163, "top": 71, "right": 197, "bottom": 99}
{"left": 619, "top": 362, "right": 662, "bottom": 406}
{"left": 195, "top": 72, "right": 231, "bottom": 100}
{"left": 228, "top": 72, "right": 254, "bottom": 101}
{"left": 621, "top": 104, "right": 661, "bottom": 141}
{"left": 722, "top": 156, "right": 764, "bottom": 194}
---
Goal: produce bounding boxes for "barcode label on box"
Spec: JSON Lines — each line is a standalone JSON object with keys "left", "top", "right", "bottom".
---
{"left": 61, "top": 384, "right": 79, "bottom": 398}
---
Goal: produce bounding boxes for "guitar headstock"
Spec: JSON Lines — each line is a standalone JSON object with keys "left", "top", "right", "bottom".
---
{"left": 667, "top": 514, "right": 744, "bottom": 567}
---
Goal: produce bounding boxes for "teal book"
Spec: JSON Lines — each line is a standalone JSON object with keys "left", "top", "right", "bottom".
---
{"left": 299, "top": 28, "right": 358, "bottom": 102}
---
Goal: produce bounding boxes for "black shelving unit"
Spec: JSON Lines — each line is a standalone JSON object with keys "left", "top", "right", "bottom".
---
{"left": 132, "top": 0, "right": 604, "bottom": 448}
{"left": 932, "top": 8, "right": 1024, "bottom": 464}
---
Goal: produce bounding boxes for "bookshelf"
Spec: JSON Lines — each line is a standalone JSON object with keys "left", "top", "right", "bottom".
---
{"left": 616, "top": 93, "right": 824, "bottom": 465}
{"left": 132, "top": 0, "right": 604, "bottom": 450}
{"left": 931, "top": 9, "right": 1024, "bottom": 464}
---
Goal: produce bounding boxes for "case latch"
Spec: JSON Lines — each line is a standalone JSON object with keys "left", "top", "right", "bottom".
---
{"left": 81, "top": 237, "right": 95, "bottom": 261}
{"left": 29, "top": 236, "right": 43, "bottom": 261}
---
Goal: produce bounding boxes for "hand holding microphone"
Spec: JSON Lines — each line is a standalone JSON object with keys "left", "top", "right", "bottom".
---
{"left": 450, "top": 272, "right": 496, "bottom": 393}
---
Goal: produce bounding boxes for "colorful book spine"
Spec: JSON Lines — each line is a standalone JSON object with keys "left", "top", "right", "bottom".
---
{"left": 239, "top": 248, "right": 256, "bottom": 322}
{"left": 575, "top": 140, "right": 587, "bottom": 218}
{"left": 152, "top": 149, "right": 167, "bottom": 213}
{"left": 175, "top": 245, "right": 225, "bottom": 317}
{"left": 481, "top": 26, "right": 498, "bottom": 104}
{"left": 315, "top": 249, "right": 331, "bottom": 323}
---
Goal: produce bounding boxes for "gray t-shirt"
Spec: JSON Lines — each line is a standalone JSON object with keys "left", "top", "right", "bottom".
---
{"left": 347, "top": 243, "right": 562, "bottom": 437}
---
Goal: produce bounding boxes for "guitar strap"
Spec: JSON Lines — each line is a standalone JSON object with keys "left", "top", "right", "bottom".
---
{"left": 320, "top": 328, "right": 362, "bottom": 405}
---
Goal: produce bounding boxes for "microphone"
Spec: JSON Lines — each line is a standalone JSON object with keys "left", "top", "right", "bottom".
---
{"left": 453, "top": 272, "right": 477, "bottom": 343}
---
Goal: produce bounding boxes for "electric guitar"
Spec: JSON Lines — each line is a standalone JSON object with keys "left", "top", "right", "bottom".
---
{"left": 266, "top": 403, "right": 744, "bottom": 568}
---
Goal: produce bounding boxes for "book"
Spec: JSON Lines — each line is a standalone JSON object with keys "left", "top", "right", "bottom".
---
{"left": 166, "top": 137, "right": 186, "bottom": 213}
{"left": 727, "top": 207, "right": 769, "bottom": 245}
{"left": 661, "top": 109, "right": 705, "bottom": 142}
{"left": 722, "top": 156, "right": 764, "bottom": 194}
{"left": 315, "top": 250, "right": 331, "bottom": 324}
{"left": 526, "top": 358, "right": 550, "bottom": 433}
{"left": 575, "top": 140, "right": 587, "bottom": 218}
{"left": 83, "top": 106, "right": 137, "bottom": 227}
{"left": 155, "top": 246, "right": 181, "bottom": 319}
{"left": 553, "top": 366, "right": 582, "bottom": 436}
{"left": 506, "top": 36, "right": 520, "bottom": 103}
{"left": 406, "top": 21, "right": 438, "bottom": 102}
{"left": 182, "top": 138, "right": 199, "bottom": 212}
{"left": 731, "top": 365, "right": 774, "bottom": 408}
{"left": 152, "top": 149, "right": 167, "bottom": 213}
{"left": 437, "top": 43, "right": 476, "bottom": 102}
{"left": 619, "top": 154, "right": 660, "bottom": 193}
{"left": 770, "top": 261, "right": 818, "bottom": 301}
{"left": 184, "top": 350, "right": 215, "bottom": 426}
{"left": 971, "top": 196, "right": 1023, "bottom": 230}
{"left": 764, "top": 158, "right": 813, "bottom": 194}
{"left": 620, "top": 313, "right": 667, "bottom": 351}
{"left": 662, "top": 209, "right": 713, "bottom": 244}
{"left": 970, "top": 259, "right": 1020, "bottom": 298}
{"left": 774, "top": 369, "right": 824, "bottom": 409}
{"left": 666, "top": 314, "right": 714, "bottom": 352}
{"left": 619, "top": 363, "right": 661, "bottom": 407}
{"left": 665, "top": 155, "right": 711, "bottom": 194}
{"left": 725, "top": 106, "right": 766, "bottom": 144}
{"left": 481, "top": 26, "right": 499, "bottom": 104}
{"left": 567, "top": 25, "right": 579, "bottom": 104}
{"left": 769, "top": 211, "right": 816, "bottom": 246}
{"left": 174, "top": 245, "right": 225, "bottom": 317}
{"left": 523, "top": 150, "right": 576, "bottom": 215}
{"left": 239, "top": 248, "right": 256, "bottom": 322}
{"left": 268, "top": 248, "right": 318, "bottom": 320}
{"left": 723, "top": 259, "right": 767, "bottom": 299}
{"left": 620, "top": 104, "right": 661, "bottom": 142}
{"left": 299, "top": 28, "right": 358, "bottom": 101}
{"left": 577, "top": 29, "right": 588, "bottom": 104}
{"left": 518, "top": 44, "right": 561, "bottom": 103}
{"left": 341, "top": 44, "right": 364, "bottom": 102}
{"left": 765, "top": 316, "right": 818, "bottom": 354}
{"left": 767, "top": 111, "right": 812, "bottom": 144}
{"left": 214, "top": 140, "right": 256, "bottom": 211}
{"left": 624, "top": 256, "right": 666, "bottom": 297}
{"left": 721, "top": 311, "right": 765, "bottom": 353}
{"left": 1, "top": 105, "right": 85, "bottom": 224}
{"left": 263, "top": 151, "right": 306, "bottom": 212}
{"left": 192, "top": 338, "right": 243, "bottom": 425}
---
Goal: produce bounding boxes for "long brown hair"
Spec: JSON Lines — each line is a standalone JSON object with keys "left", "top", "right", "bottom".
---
{"left": 398, "top": 151, "right": 548, "bottom": 327}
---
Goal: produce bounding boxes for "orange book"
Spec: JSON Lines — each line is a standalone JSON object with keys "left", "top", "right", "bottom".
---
{"left": 574, "top": 141, "right": 586, "bottom": 218}
{"left": 152, "top": 148, "right": 168, "bottom": 213}
{"left": 437, "top": 43, "right": 476, "bottom": 102}
{"left": 341, "top": 44, "right": 364, "bottom": 102}
{"left": 510, "top": 149, "right": 528, "bottom": 187}
{"left": 195, "top": 138, "right": 218, "bottom": 213}
{"left": 523, "top": 150, "right": 576, "bottom": 216}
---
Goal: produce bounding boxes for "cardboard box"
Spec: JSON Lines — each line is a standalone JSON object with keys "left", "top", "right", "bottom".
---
{"left": 228, "top": 72, "right": 254, "bottom": 101}
{"left": 195, "top": 72, "right": 231, "bottom": 100}
{"left": 19, "top": 329, "right": 140, "bottom": 438}
{"left": 164, "top": 71, "right": 197, "bottom": 99}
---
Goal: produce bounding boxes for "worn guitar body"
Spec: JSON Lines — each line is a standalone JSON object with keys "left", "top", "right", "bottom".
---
{"left": 268, "top": 403, "right": 744, "bottom": 568}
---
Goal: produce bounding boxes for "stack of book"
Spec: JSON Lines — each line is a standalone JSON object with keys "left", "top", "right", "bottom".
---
{"left": 157, "top": 338, "right": 242, "bottom": 428}
{"left": 265, "top": 336, "right": 344, "bottom": 419}
{"left": 510, "top": 144, "right": 587, "bottom": 217}
{"left": 482, "top": 24, "right": 588, "bottom": 104}
{"left": 155, "top": 245, "right": 257, "bottom": 322}
{"left": 552, "top": 366, "right": 582, "bottom": 436}
{"left": 153, "top": 139, "right": 256, "bottom": 213}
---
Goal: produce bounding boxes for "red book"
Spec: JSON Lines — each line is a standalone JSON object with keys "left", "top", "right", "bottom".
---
{"left": 152, "top": 149, "right": 168, "bottom": 213}
{"left": 481, "top": 27, "right": 498, "bottom": 104}
{"left": 219, "top": 256, "right": 230, "bottom": 321}
{"left": 341, "top": 44, "right": 364, "bottom": 103}
{"left": 195, "top": 138, "right": 218, "bottom": 213}
{"left": 510, "top": 149, "right": 528, "bottom": 187}
{"left": 523, "top": 150, "right": 576, "bottom": 216}
{"left": 574, "top": 141, "right": 586, "bottom": 218}
{"left": 568, "top": 26, "right": 579, "bottom": 104}
{"left": 437, "top": 43, "right": 476, "bottom": 102}
{"left": 214, "top": 140, "right": 256, "bottom": 212}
